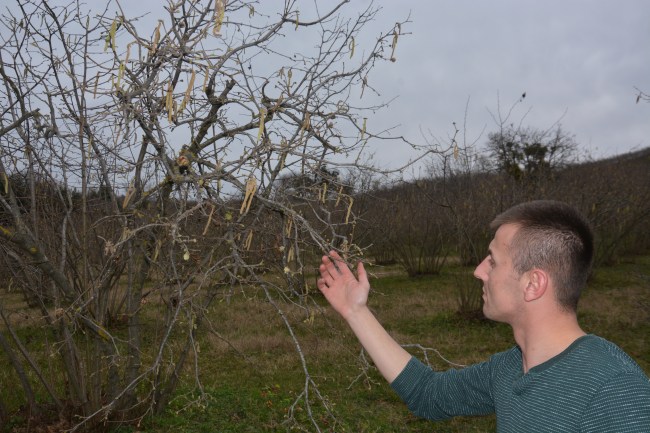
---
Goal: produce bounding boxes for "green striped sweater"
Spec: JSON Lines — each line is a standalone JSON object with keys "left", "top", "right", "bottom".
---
{"left": 391, "top": 335, "right": 650, "bottom": 432}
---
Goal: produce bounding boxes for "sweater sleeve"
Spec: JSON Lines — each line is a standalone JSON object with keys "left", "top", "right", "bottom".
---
{"left": 580, "top": 372, "right": 650, "bottom": 433}
{"left": 390, "top": 356, "right": 496, "bottom": 420}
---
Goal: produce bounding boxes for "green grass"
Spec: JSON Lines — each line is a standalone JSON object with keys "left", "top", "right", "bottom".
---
{"left": 137, "top": 256, "right": 649, "bottom": 432}
{"left": 1, "top": 256, "right": 649, "bottom": 432}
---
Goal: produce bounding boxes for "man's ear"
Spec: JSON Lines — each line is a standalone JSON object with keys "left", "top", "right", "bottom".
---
{"left": 523, "top": 269, "right": 548, "bottom": 302}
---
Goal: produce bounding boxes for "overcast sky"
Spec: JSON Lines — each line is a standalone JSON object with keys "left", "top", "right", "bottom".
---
{"left": 18, "top": 0, "right": 648, "bottom": 173}
{"left": 153, "top": 0, "right": 649, "bottom": 170}
{"left": 361, "top": 0, "right": 650, "bottom": 167}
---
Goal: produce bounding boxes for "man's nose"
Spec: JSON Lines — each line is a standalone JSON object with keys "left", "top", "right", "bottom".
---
{"left": 473, "top": 258, "right": 487, "bottom": 280}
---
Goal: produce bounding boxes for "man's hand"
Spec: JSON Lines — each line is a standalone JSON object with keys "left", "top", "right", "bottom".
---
{"left": 317, "top": 250, "right": 370, "bottom": 321}
{"left": 316, "top": 250, "right": 411, "bottom": 383}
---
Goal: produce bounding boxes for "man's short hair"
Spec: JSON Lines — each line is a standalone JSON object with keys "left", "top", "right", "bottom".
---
{"left": 490, "top": 200, "right": 594, "bottom": 311}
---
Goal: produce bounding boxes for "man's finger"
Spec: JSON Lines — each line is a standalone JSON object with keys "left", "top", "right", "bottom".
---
{"left": 320, "top": 256, "right": 338, "bottom": 278}
{"left": 357, "top": 261, "right": 369, "bottom": 285}
{"left": 326, "top": 250, "right": 347, "bottom": 274}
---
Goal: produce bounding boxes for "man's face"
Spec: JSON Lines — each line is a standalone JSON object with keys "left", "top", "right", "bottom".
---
{"left": 474, "top": 223, "right": 528, "bottom": 323}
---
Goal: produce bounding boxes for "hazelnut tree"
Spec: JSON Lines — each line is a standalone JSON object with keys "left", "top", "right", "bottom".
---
{"left": 0, "top": 0, "right": 421, "bottom": 430}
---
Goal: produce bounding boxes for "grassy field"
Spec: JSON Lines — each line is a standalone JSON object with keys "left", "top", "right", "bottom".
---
{"left": 134, "top": 255, "right": 649, "bottom": 432}
{"left": 2, "top": 256, "right": 649, "bottom": 432}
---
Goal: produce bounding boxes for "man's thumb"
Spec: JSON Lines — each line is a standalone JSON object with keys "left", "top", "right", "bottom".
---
{"left": 357, "top": 261, "right": 368, "bottom": 284}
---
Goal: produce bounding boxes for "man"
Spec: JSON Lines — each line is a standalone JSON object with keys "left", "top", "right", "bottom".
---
{"left": 317, "top": 200, "right": 650, "bottom": 432}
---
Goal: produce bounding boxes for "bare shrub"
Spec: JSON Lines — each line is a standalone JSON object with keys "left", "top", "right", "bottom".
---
{"left": 0, "top": 1, "right": 424, "bottom": 430}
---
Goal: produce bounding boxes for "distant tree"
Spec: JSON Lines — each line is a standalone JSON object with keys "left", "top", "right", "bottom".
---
{"left": 367, "top": 179, "right": 451, "bottom": 277}
{"left": 486, "top": 125, "right": 578, "bottom": 180}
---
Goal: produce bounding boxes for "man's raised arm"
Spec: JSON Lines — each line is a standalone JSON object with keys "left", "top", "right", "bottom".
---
{"left": 317, "top": 251, "right": 411, "bottom": 383}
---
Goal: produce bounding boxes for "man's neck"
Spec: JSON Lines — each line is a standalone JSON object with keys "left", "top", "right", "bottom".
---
{"left": 512, "top": 313, "right": 585, "bottom": 374}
